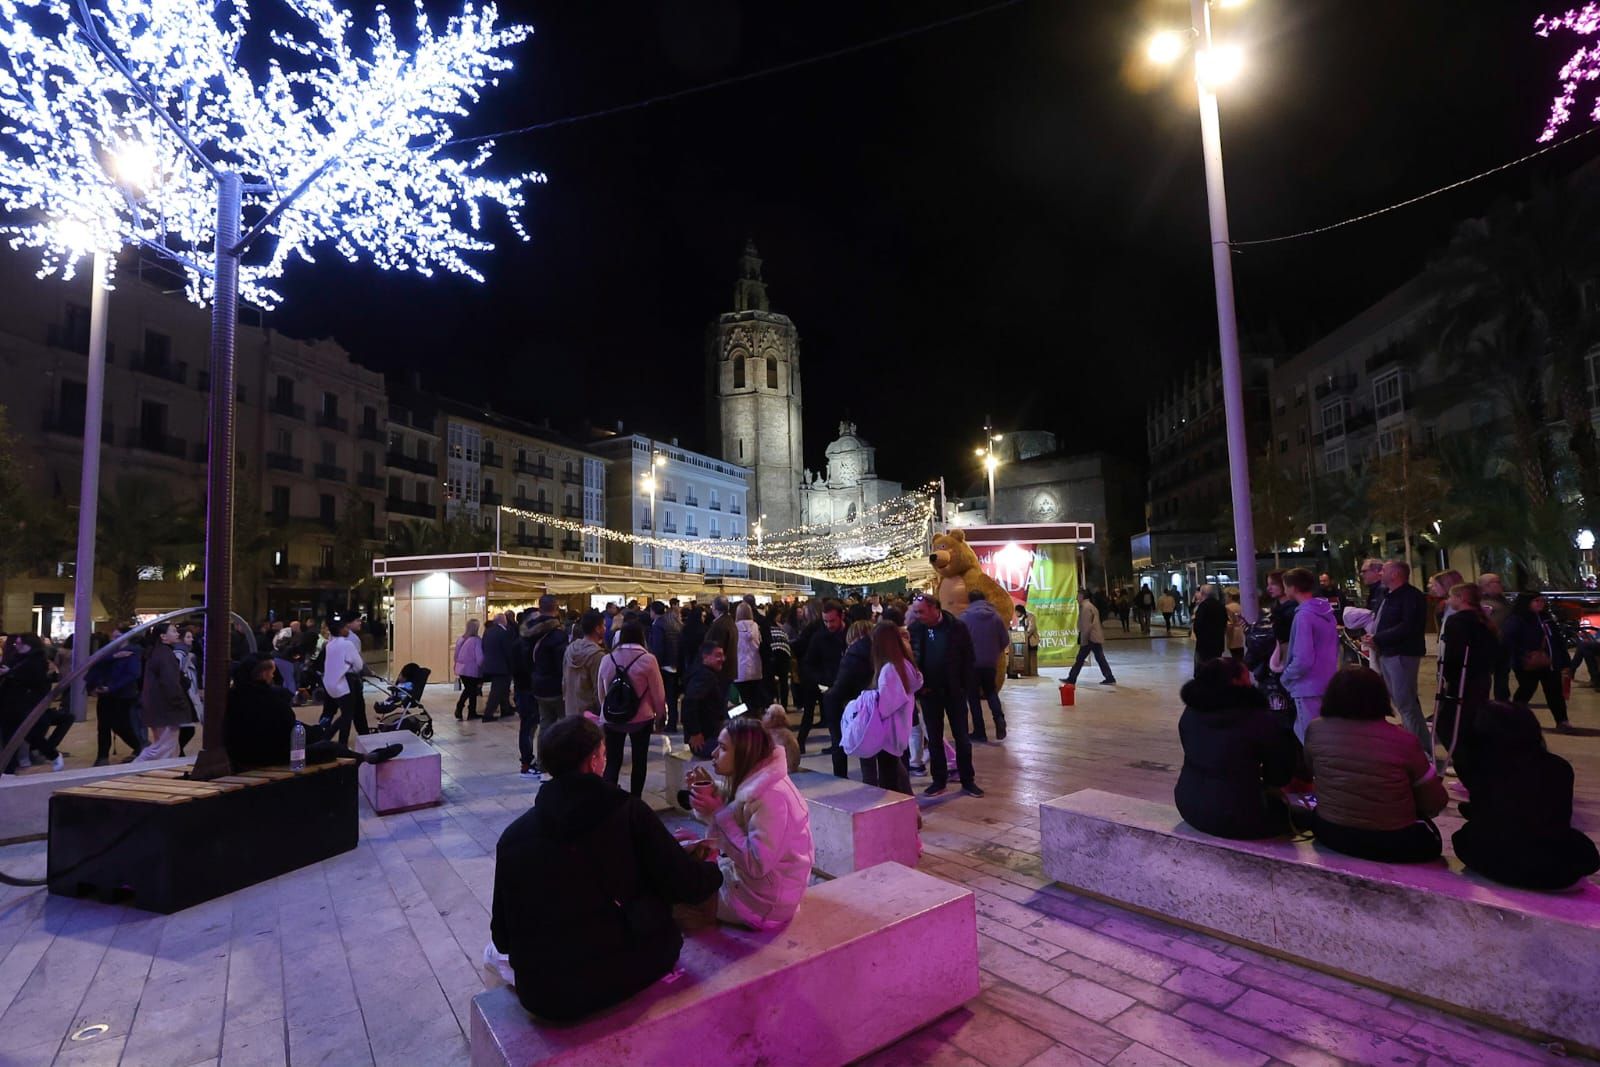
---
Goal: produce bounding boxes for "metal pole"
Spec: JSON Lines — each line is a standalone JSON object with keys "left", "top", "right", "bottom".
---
{"left": 69, "top": 251, "right": 110, "bottom": 723}
{"left": 193, "top": 171, "right": 242, "bottom": 780}
{"left": 1192, "top": 0, "right": 1258, "bottom": 622}
{"left": 494, "top": 505, "right": 502, "bottom": 554}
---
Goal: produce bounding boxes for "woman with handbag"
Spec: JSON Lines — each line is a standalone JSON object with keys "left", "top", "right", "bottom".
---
{"left": 1500, "top": 591, "right": 1574, "bottom": 733}
{"left": 842, "top": 622, "right": 922, "bottom": 796}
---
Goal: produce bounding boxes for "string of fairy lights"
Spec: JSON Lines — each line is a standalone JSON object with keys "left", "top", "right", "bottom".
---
{"left": 499, "top": 482, "right": 939, "bottom": 585}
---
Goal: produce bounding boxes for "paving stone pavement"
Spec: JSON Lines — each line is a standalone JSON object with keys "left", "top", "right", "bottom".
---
{"left": 0, "top": 636, "right": 1593, "bottom": 1066}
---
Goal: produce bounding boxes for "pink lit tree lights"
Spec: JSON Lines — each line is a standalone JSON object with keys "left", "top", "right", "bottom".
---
{"left": 1536, "top": 4, "right": 1600, "bottom": 142}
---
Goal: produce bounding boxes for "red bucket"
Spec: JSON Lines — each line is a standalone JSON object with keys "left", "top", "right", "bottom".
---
{"left": 1059, "top": 682, "right": 1075, "bottom": 707}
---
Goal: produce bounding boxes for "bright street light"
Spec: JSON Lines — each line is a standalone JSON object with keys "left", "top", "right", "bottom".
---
{"left": 1196, "top": 45, "right": 1244, "bottom": 87}
{"left": 112, "top": 141, "right": 157, "bottom": 189}
{"left": 1147, "top": 30, "right": 1187, "bottom": 64}
{"left": 983, "top": 455, "right": 1000, "bottom": 474}
{"left": 56, "top": 218, "right": 94, "bottom": 252}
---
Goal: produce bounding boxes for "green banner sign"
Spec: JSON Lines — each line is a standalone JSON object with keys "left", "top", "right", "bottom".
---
{"left": 1031, "top": 543, "right": 1080, "bottom": 667}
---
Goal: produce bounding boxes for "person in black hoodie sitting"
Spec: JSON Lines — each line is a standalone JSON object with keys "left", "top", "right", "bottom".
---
{"left": 1451, "top": 702, "right": 1599, "bottom": 890}
{"left": 1175, "top": 657, "right": 1302, "bottom": 840}
{"left": 490, "top": 715, "right": 723, "bottom": 1022}
{"left": 225, "top": 656, "right": 401, "bottom": 770}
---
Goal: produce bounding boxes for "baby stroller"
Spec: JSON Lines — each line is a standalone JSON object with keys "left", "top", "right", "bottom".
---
{"left": 369, "top": 664, "right": 434, "bottom": 740}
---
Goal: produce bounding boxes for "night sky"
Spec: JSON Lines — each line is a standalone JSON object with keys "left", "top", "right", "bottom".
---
{"left": 269, "top": 0, "right": 1582, "bottom": 489}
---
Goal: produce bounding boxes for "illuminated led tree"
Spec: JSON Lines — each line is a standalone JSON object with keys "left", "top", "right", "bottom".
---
{"left": 0, "top": 0, "right": 540, "bottom": 776}
{"left": 1536, "top": 4, "right": 1600, "bottom": 142}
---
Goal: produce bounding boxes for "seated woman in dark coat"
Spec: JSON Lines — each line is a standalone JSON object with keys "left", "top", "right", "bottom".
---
{"left": 1452, "top": 702, "right": 1600, "bottom": 890}
{"left": 225, "top": 656, "right": 400, "bottom": 770}
{"left": 1304, "top": 667, "right": 1447, "bottom": 864}
{"left": 1175, "top": 657, "right": 1301, "bottom": 839}
{"left": 490, "top": 715, "right": 723, "bottom": 1022}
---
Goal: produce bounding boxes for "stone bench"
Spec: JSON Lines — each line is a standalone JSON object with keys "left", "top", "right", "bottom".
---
{"left": 50, "top": 759, "right": 357, "bottom": 913}
{"left": 791, "top": 769, "right": 920, "bottom": 878}
{"left": 0, "top": 757, "right": 192, "bottom": 844}
{"left": 354, "top": 730, "right": 441, "bottom": 814}
{"left": 1041, "top": 788, "right": 1600, "bottom": 1055}
{"left": 663, "top": 747, "right": 713, "bottom": 808}
{"left": 470, "top": 862, "right": 977, "bottom": 1067}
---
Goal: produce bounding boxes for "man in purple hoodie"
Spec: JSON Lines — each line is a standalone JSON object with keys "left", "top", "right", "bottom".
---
{"left": 1280, "top": 568, "right": 1339, "bottom": 743}
{"left": 962, "top": 590, "right": 1010, "bottom": 742}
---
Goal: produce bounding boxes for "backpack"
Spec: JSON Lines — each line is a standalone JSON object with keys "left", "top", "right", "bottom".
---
{"left": 601, "top": 652, "right": 643, "bottom": 725}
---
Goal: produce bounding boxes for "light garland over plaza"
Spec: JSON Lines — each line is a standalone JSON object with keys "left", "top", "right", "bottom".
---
{"left": 500, "top": 483, "right": 939, "bottom": 586}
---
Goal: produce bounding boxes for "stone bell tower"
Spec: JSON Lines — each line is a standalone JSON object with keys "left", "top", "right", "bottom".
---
{"left": 706, "top": 240, "right": 804, "bottom": 535}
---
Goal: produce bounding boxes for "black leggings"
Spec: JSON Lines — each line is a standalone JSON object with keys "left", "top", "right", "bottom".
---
{"left": 1310, "top": 813, "right": 1441, "bottom": 863}
{"left": 1512, "top": 668, "right": 1569, "bottom": 726}
{"left": 605, "top": 724, "right": 653, "bottom": 798}
{"left": 455, "top": 676, "right": 481, "bottom": 717}
{"left": 860, "top": 750, "right": 912, "bottom": 795}
{"left": 96, "top": 694, "right": 144, "bottom": 760}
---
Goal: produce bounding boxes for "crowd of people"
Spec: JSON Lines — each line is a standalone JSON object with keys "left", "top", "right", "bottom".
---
{"left": 1176, "top": 559, "right": 1599, "bottom": 892}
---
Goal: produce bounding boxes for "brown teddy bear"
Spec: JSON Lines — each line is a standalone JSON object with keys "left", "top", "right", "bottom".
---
{"left": 929, "top": 529, "right": 1013, "bottom": 687}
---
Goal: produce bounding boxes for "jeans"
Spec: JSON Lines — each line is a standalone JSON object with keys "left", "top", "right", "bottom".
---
{"left": 330, "top": 689, "right": 369, "bottom": 748}
{"left": 1291, "top": 695, "right": 1320, "bottom": 744}
{"left": 95, "top": 694, "right": 143, "bottom": 761}
{"left": 481, "top": 674, "right": 512, "bottom": 721}
{"left": 517, "top": 694, "right": 538, "bottom": 768}
{"left": 1376, "top": 655, "right": 1429, "bottom": 758}
{"left": 604, "top": 722, "right": 653, "bottom": 797}
{"left": 921, "top": 690, "right": 975, "bottom": 789}
{"left": 1512, "top": 668, "right": 1569, "bottom": 726}
{"left": 967, "top": 670, "right": 1006, "bottom": 740}
{"left": 536, "top": 695, "right": 564, "bottom": 758}
{"left": 1065, "top": 642, "right": 1113, "bottom": 684}
{"left": 860, "top": 750, "right": 913, "bottom": 795}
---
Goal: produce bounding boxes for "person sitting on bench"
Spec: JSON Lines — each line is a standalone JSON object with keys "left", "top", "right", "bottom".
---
{"left": 1451, "top": 701, "right": 1600, "bottom": 890}
{"left": 490, "top": 715, "right": 723, "bottom": 1022}
{"left": 224, "top": 656, "right": 401, "bottom": 771}
{"left": 689, "top": 716, "right": 814, "bottom": 930}
{"left": 1175, "top": 656, "right": 1301, "bottom": 840}
{"left": 1303, "top": 666, "right": 1447, "bottom": 863}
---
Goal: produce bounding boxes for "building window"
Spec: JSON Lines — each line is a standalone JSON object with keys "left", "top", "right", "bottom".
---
{"left": 1377, "top": 427, "right": 1408, "bottom": 457}
{"left": 733, "top": 354, "right": 746, "bottom": 389}
{"left": 710, "top": 517, "right": 720, "bottom": 538}
{"left": 321, "top": 440, "right": 337, "bottom": 465}
{"left": 1373, "top": 370, "right": 1404, "bottom": 420}
{"left": 1274, "top": 394, "right": 1286, "bottom": 416}
{"left": 275, "top": 375, "right": 294, "bottom": 403}
{"left": 1325, "top": 446, "right": 1347, "bottom": 473}
{"left": 1321, "top": 400, "right": 1345, "bottom": 439}
{"left": 275, "top": 427, "right": 294, "bottom": 455}
{"left": 321, "top": 391, "right": 339, "bottom": 418}
{"left": 766, "top": 358, "right": 778, "bottom": 389}
{"left": 319, "top": 494, "right": 336, "bottom": 525}
{"left": 1297, "top": 426, "right": 1307, "bottom": 445}
{"left": 270, "top": 486, "right": 290, "bottom": 516}
{"left": 710, "top": 488, "right": 720, "bottom": 510}
{"left": 1294, "top": 384, "right": 1306, "bottom": 407}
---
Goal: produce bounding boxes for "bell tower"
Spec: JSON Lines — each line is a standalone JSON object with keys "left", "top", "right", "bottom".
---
{"left": 707, "top": 240, "right": 803, "bottom": 535}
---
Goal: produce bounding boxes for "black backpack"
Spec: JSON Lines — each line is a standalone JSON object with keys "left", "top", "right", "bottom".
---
{"left": 601, "top": 652, "right": 643, "bottom": 725}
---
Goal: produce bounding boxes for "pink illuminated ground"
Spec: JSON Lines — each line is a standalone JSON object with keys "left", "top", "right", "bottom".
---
{"left": 0, "top": 631, "right": 1592, "bottom": 1066}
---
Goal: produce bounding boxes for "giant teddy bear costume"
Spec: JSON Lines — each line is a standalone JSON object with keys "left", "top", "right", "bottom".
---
{"left": 928, "top": 528, "right": 1013, "bottom": 688}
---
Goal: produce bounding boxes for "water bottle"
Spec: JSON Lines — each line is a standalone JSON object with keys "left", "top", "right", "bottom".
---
{"left": 290, "top": 721, "right": 306, "bottom": 771}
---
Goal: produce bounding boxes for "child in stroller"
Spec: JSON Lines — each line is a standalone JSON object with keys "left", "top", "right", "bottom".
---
{"left": 371, "top": 663, "right": 434, "bottom": 740}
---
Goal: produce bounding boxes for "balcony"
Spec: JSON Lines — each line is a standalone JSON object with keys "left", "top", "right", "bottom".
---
{"left": 481, "top": 489, "right": 503, "bottom": 506}
{"left": 124, "top": 429, "right": 189, "bottom": 460}
{"left": 311, "top": 565, "right": 339, "bottom": 581}
{"left": 386, "top": 451, "right": 439, "bottom": 477}
{"left": 685, "top": 496, "right": 699, "bottom": 507}
{"left": 515, "top": 459, "right": 555, "bottom": 478}
{"left": 129, "top": 352, "right": 187, "bottom": 385}
{"left": 316, "top": 411, "right": 349, "bottom": 432}
{"left": 1313, "top": 373, "right": 1358, "bottom": 401}
{"left": 358, "top": 422, "right": 385, "bottom": 443}
{"left": 685, "top": 525, "right": 699, "bottom": 537}
{"left": 662, "top": 491, "right": 678, "bottom": 503}
{"left": 357, "top": 471, "right": 383, "bottom": 490}
{"left": 661, "top": 522, "right": 678, "bottom": 534}
{"left": 314, "top": 463, "right": 348, "bottom": 483}
{"left": 43, "top": 414, "right": 113, "bottom": 442}
{"left": 532, "top": 535, "right": 555, "bottom": 550}
{"left": 1345, "top": 408, "right": 1377, "bottom": 434}
{"left": 47, "top": 322, "right": 90, "bottom": 355}
{"left": 516, "top": 498, "right": 553, "bottom": 514}
{"left": 729, "top": 504, "right": 741, "bottom": 515}
{"left": 708, "top": 501, "right": 721, "bottom": 512}
{"left": 269, "top": 396, "right": 305, "bottom": 420}
{"left": 266, "top": 452, "right": 304, "bottom": 473}
{"left": 481, "top": 448, "right": 504, "bottom": 469}
{"left": 561, "top": 537, "right": 581, "bottom": 553}
{"left": 386, "top": 496, "right": 436, "bottom": 519}
{"left": 560, "top": 470, "right": 582, "bottom": 486}
{"left": 561, "top": 504, "right": 582, "bottom": 519}
{"left": 513, "top": 533, "right": 536, "bottom": 548}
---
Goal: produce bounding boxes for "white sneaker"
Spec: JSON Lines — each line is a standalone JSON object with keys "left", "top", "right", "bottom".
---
{"left": 518, "top": 767, "right": 540, "bottom": 779}
{"left": 51, "top": 755, "right": 64, "bottom": 772}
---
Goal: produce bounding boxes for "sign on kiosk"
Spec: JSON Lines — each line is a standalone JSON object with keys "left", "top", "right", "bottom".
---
{"left": 976, "top": 542, "right": 1080, "bottom": 667}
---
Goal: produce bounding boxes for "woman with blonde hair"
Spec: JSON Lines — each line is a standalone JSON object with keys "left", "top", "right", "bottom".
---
{"left": 733, "top": 601, "right": 768, "bottom": 709}
{"left": 689, "top": 716, "right": 813, "bottom": 929}
{"left": 454, "top": 618, "right": 483, "bottom": 720}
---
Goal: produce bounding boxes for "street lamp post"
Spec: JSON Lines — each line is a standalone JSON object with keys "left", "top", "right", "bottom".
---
{"left": 1148, "top": 1, "right": 1259, "bottom": 622}
{"left": 68, "top": 248, "right": 109, "bottom": 724}
{"left": 641, "top": 471, "right": 656, "bottom": 569}
{"left": 976, "top": 417, "right": 1002, "bottom": 521}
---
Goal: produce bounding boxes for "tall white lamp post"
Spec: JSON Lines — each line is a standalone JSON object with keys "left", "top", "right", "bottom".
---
{"left": 1147, "top": 0, "right": 1259, "bottom": 621}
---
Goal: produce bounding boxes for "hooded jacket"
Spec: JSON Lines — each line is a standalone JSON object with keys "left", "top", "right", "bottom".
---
{"left": 491, "top": 773, "right": 722, "bottom": 1021}
{"left": 525, "top": 615, "right": 569, "bottom": 699}
{"left": 140, "top": 641, "right": 194, "bottom": 729}
{"left": 479, "top": 619, "right": 512, "bottom": 678}
{"left": 963, "top": 599, "right": 1011, "bottom": 668}
{"left": 1174, "top": 680, "right": 1299, "bottom": 840}
{"left": 1280, "top": 596, "right": 1339, "bottom": 700}
{"left": 561, "top": 636, "right": 605, "bottom": 718}
{"left": 735, "top": 618, "right": 764, "bottom": 683}
{"left": 699, "top": 748, "right": 814, "bottom": 930}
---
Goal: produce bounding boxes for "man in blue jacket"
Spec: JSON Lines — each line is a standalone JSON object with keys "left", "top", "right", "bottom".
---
{"left": 479, "top": 612, "right": 514, "bottom": 722}
{"left": 1364, "top": 560, "right": 1430, "bottom": 757}
{"left": 1279, "top": 569, "right": 1339, "bottom": 743}
{"left": 88, "top": 627, "right": 144, "bottom": 764}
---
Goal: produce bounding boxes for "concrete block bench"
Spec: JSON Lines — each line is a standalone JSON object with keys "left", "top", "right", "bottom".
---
{"left": 791, "top": 770, "right": 920, "bottom": 878}
{"left": 470, "top": 862, "right": 977, "bottom": 1067}
{"left": 663, "top": 747, "right": 712, "bottom": 808}
{"left": 1041, "top": 788, "right": 1600, "bottom": 1055}
{"left": 0, "top": 757, "right": 192, "bottom": 844}
{"left": 354, "top": 730, "right": 441, "bottom": 814}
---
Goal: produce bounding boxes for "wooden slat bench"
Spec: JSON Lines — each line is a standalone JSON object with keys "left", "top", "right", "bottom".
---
{"left": 48, "top": 759, "right": 359, "bottom": 913}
